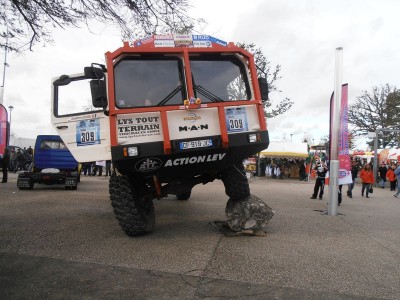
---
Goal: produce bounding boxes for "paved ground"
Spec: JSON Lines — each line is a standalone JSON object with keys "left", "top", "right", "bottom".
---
{"left": 0, "top": 172, "right": 399, "bottom": 299}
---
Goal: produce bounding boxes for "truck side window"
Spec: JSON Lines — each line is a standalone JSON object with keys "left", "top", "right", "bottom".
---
{"left": 114, "top": 57, "right": 185, "bottom": 108}
{"left": 56, "top": 78, "right": 98, "bottom": 116}
{"left": 190, "top": 55, "right": 252, "bottom": 102}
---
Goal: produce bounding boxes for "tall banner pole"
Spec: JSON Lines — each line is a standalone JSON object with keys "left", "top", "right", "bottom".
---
{"left": 0, "top": 87, "right": 4, "bottom": 104}
{"left": 1, "top": 35, "right": 9, "bottom": 105}
{"left": 328, "top": 47, "right": 343, "bottom": 216}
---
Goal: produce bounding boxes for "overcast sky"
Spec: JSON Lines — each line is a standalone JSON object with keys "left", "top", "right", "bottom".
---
{"left": 2, "top": 0, "right": 399, "bottom": 149}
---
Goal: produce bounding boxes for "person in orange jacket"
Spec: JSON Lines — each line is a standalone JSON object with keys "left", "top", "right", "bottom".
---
{"left": 359, "top": 164, "right": 374, "bottom": 198}
{"left": 386, "top": 163, "right": 397, "bottom": 191}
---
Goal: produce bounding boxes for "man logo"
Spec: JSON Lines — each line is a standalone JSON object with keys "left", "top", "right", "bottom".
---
{"left": 179, "top": 124, "right": 209, "bottom": 131}
{"left": 135, "top": 158, "right": 162, "bottom": 172}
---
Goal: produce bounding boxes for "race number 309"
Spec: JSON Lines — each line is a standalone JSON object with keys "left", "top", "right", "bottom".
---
{"left": 81, "top": 131, "right": 95, "bottom": 143}
{"left": 228, "top": 118, "right": 244, "bottom": 130}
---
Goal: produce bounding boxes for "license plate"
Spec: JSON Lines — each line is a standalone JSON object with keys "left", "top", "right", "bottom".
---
{"left": 180, "top": 139, "right": 212, "bottom": 150}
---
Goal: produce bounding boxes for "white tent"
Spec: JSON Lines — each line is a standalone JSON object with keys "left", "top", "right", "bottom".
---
{"left": 260, "top": 142, "right": 308, "bottom": 158}
{"left": 9, "top": 133, "right": 36, "bottom": 149}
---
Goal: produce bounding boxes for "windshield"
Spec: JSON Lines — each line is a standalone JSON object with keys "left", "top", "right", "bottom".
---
{"left": 40, "top": 140, "right": 67, "bottom": 150}
{"left": 190, "top": 55, "right": 252, "bottom": 102}
{"left": 114, "top": 57, "right": 185, "bottom": 108}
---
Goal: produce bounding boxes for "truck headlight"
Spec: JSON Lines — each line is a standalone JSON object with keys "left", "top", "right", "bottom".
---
{"left": 127, "top": 146, "right": 139, "bottom": 156}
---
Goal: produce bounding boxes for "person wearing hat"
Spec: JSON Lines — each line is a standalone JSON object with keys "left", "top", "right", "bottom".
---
{"left": 310, "top": 157, "right": 328, "bottom": 200}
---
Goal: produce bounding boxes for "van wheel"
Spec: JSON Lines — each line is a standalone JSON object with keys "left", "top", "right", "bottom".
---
{"left": 221, "top": 163, "right": 250, "bottom": 201}
{"left": 176, "top": 191, "right": 191, "bottom": 201}
{"left": 109, "top": 174, "right": 155, "bottom": 236}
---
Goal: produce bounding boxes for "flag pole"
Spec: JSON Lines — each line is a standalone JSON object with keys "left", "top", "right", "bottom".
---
{"left": 328, "top": 47, "right": 343, "bottom": 216}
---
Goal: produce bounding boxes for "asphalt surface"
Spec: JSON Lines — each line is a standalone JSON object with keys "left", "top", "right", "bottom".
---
{"left": 0, "top": 172, "right": 399, "bottom": 299}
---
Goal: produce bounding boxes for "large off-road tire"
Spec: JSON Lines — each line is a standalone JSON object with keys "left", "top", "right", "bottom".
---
{"left": 109, "top": 174, "right": 155, "bottom": 236}
{"left": 221, "top": 163, "right": 250, "bottom": 200}
{"left": 176, "top": 191, "right": 191, "bottom": 201}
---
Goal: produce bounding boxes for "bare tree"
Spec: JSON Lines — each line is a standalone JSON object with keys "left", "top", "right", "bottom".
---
{"left": 236, "top": 42, "right": 293, "bottom": 118}
{"left": 348, "top": 84, "right": 400, "bottom": 148}
{"left": 1, "top": 0, "right": 202, "bottom": 52}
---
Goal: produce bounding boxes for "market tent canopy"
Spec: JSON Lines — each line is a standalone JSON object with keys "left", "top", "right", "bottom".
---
{"left": 260, "top": 142, "right": 309, "bottom": 158}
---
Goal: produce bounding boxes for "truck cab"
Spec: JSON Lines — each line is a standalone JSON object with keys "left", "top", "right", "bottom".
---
{"left": 51, "top": 34, "right": 269, "bottom": 236}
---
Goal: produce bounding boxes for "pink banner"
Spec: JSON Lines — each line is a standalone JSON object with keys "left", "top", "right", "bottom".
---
{"left": 330, "top": 84, "right": 352, "bottom": 185}
{"left": 338, "top": 84, "right": 352, "bottom": 184}
{"left": 0, "top": 104, "right": 8, "bottom": 155}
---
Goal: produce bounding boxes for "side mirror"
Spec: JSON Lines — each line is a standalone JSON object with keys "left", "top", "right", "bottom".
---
{"left": 258, "top": 77, "right": 269, "bottom": 101}
{"left": 90, "top": 80, "right": 108, "bottom": 108}
{"left": 84, "top": 66, "right": 105, "bottom": 80}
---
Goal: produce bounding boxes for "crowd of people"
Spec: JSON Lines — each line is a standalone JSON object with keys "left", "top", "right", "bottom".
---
{"left": 261, "top": 158, "right": 307, "bottom": 180}
{"left": 81, "top": 161, "right": 112, "bottom": 177}
{"left": 1, "top": 146, "right": 33, "bottom": 183}
{"left": 9, "top": 146, "right": 33, "bottom": 172}
{"left": 308, "top": 156, "right": 400, "bottom": 205}
{"left": 251, "top": 155, "right": 400, "bottom": 206}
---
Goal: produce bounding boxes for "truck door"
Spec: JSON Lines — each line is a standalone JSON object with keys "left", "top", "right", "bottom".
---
{"left": 51, "top": 74, "right": 111, "bottom": 162}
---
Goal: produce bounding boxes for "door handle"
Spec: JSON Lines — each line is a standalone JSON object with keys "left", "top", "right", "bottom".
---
{"left": 57, "top": 125, "right": 68, "bottom": 129}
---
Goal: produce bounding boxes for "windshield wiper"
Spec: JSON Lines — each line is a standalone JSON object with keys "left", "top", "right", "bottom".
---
{"left": 194, "top": 85, "right": 224, "bottom": 102}
{"left": 156, "top": 86, "right": 182, "bottom": 106}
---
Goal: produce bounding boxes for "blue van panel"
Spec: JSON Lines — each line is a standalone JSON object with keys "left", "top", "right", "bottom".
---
{"left": 34, "top": 135, "right": 78, "bottom": 170}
